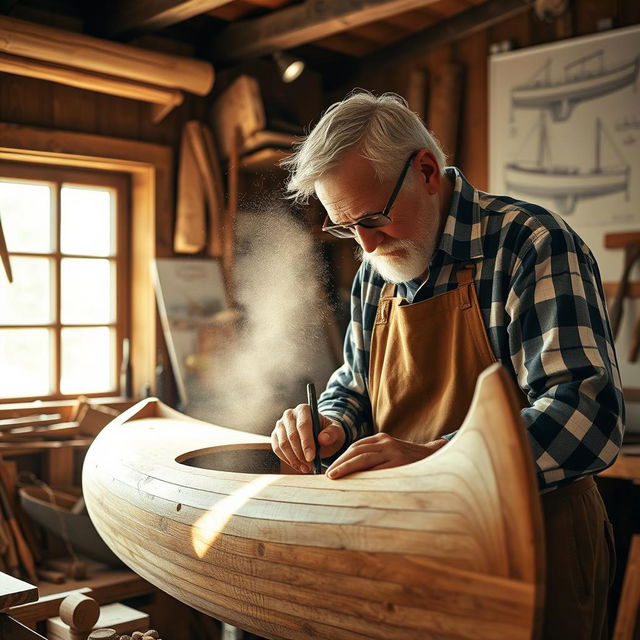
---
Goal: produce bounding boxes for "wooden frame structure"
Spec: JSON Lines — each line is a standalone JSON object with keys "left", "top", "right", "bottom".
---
{"left": 0, "top": 122, "right": 173, "bottom": 397}
{"left": 83, "top": 363, "right": 545, "bottom": 639}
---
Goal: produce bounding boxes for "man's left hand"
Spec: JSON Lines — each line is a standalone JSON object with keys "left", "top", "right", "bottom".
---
{"left": 325, "top": 433, "right": 448, "bottom": 479}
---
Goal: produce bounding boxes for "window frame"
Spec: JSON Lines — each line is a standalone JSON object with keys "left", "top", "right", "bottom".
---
{"left": 0, "top": 160, "right": 130, "bottom": 402}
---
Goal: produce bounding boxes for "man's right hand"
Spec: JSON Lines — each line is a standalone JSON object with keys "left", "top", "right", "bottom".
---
{"left": 271, "top": 405, "right": 346, "bottom": 473}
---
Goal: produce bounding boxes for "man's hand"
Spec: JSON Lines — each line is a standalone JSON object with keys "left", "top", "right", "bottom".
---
{"left": 271, "top": 405, "right": 346, "bottom": 473}
{"left": 325, "top": 432, "right": 448, "bottom": 479}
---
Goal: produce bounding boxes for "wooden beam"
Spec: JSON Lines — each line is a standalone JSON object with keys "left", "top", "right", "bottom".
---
{"left": 210, "top": 0, "right": 442, "bottom": 61}
{"left": 360, "top": 0, "right": 533, "bottom": 73}
{"left": 106, "top": 0, "right": 236, "bottom": 36}
{"left": 0, "top": 15, "right": 214, "bottom": 95}
{"left": 0, "top": 53, "right": 184, "bottom": 121}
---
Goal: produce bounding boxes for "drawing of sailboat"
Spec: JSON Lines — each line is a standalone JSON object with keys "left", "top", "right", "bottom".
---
{"left": 504, "top": 114, "right": 630, "bottom": 215}
{"left": 512, "top": 51, "right": 639, "bottom": 122}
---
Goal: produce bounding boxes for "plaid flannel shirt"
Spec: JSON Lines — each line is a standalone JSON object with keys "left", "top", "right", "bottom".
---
{"left": 317, "top": 167, "right": 625, "bottom": 490}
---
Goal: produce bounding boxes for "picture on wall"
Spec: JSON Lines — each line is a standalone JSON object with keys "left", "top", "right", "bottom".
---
{"left": 489, "top": 25, "right": 640, "bottom": 237}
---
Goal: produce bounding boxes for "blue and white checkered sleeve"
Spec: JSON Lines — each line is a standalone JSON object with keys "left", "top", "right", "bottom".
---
{"left": 506, "top": 226, "right": 625, "bottom": 490}
{"left": 318, "top": 266, "right": 374, "bottom": 448}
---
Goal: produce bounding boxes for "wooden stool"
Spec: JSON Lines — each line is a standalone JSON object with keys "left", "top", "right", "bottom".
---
{"left": 613, "top": 533, "right": 640, "bottom": 640}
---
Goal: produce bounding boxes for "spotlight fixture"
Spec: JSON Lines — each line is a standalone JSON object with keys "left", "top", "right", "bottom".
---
{"left": 273, "top": 51, "right": 305, "bottom": 83}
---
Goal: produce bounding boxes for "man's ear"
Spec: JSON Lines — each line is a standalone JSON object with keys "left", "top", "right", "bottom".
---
{"left": 415, "top": 149, "right": 441, "bottom": 194}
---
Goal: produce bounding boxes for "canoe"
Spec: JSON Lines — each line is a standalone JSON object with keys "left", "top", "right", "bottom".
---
{"left": 82, "top": 363, "right": 544, "bottom": 640}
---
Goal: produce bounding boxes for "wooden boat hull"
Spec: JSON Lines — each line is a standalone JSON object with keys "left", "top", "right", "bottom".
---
{"left": 82, "top": 363, "right": 544, "bottom": 639}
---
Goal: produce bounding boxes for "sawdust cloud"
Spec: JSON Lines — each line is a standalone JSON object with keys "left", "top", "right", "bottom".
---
{"left": 189, "top": 201, "right": 338, "bottom": 435}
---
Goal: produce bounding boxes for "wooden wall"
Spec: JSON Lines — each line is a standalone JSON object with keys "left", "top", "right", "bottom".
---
{"left": 353, "top": 0, "right": 640, "bottom": 191}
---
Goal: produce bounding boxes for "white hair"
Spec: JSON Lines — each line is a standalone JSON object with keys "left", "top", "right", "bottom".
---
{"left": 282, "top": 89, "right": 447, "bottom": 205}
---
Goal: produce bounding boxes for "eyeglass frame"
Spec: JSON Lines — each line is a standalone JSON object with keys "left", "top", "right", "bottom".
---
{"left": 321, "top": 150, "right": 420, "bottom": 239}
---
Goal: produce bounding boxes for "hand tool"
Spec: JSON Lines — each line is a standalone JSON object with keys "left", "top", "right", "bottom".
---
{"left": 306, "top": 383, "right": 323, "bottom": 475}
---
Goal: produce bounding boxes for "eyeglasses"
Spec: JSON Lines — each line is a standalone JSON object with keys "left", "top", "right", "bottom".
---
{"left": 321, "top": 150, "right": 419, "bottom": 239}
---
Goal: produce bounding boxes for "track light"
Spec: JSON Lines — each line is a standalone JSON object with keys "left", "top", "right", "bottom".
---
{"left": 273, "top": 51, "right": 305, "bottom": 83}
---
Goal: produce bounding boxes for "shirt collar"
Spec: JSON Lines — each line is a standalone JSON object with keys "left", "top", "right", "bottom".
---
{"left": 436, "top": 167, "right": 485, "bottom": 262}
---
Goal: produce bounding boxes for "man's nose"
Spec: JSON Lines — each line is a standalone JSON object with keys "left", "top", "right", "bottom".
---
{"left": 355, "top": 226, "right": 384, "bottom": 254}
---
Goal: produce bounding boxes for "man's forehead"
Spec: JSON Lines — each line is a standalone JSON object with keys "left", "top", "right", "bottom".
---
{"left": 315, "top": 179, "right": 381, "bottom": 223}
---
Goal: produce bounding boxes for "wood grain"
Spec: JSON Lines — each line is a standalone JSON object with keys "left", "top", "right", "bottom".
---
{"left": 0, "top": 15, "right": 213, "bottom": 95}
{"left": 83, "top": 363, "right": 544, "bottom": 639}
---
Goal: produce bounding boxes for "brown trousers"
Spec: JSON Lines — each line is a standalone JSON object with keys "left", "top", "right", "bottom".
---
{"left": 541, "top": 476, "right": 616, "bottom": 640}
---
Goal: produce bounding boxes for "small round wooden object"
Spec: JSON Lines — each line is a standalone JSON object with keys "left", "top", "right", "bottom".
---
{"left": 59, "top": 593, "right": 101, "bottom": 632}
{"left": 88, "top": 630, "right": 118, "bottom": 640}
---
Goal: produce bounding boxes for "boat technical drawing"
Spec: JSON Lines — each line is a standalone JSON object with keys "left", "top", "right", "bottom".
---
{"left": 504, "top": 114, "right": 630, "bottom": 215}
{"left": 511, "top": 50, "right": 639, "bottom": 122}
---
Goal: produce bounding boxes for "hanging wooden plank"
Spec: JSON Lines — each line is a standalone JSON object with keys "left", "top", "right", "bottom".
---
{"left": 210, "top": 0, "right": 442, "bottom": 61}
{"left": 106, "top": 0, "right": 238, "bottom": 36}
{"left": 0, "top": 53, "right": 184, "bottom": 120}
{"left": 0, "top": 15, "right": 214, "bottom": 95}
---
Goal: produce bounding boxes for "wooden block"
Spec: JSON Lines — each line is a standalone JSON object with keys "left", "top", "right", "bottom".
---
{"left": 0, "top": 572, "right": 38, "bottom": 611}
{"left": 59, "top": 592, "right": 100, "bottom": 631}
{"left": 48, "top": 603, "right": 150, "bottom": 640}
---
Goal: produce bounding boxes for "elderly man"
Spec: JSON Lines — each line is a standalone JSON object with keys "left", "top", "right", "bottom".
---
{"left": 271, "top": 90, "right": 623, "bottom": 639}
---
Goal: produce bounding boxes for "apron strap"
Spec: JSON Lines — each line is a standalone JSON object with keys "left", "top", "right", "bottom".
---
{"left": 456, "top": 263, "right": 476, "bottom": 310}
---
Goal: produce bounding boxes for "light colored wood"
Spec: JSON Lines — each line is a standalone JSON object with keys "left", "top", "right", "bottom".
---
{"left": 82, "top": 363, "right": 544, "bottom": 639}
{"left": 174, "top": 122, "right": 207, "bottom": 254}
{"left": 210, "top": 0, "right": 443, "bottom": 60}
{"left": 48, "top": 602, "right": 149, "bottom": 639}
{"left": 0, "top": 15, "right": 213, "bottom": 96}
{"left": 0, "top": 573, "right": 38, "bottom": 611}
{"left": 212, "top": 75, "right": 265, "bottom": 160}
{"left": 8, "top": 568, "right": 151, "bottom": 627}
{"left": 106, "top": 0, "right": 237, "bottom": 35}
{"left": 59, "top": 592, "right": 100, "bottom": 631}
{"left": 613, "top": 534, "right": 640, "bottom": 640}
{"left": 186, "top": 121, "right": 224, "bottom": 257}
{"left": 0, "top": 53, "right": 184, "bottom": 118}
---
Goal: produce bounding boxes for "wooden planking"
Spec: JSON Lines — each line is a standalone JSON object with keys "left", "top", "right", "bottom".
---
{"left": 83, "top": 364, "right": 543, "bottom": 638}
{"left": 210, "top": 0, "right": 444, "bottom": 61}
{"left": 0, "top": 573, "right": 38, "bottom": 611}
{"left": 0, "top": 15, "right": 214, "bottom": 96}
{"left": 359, "top": 0, "right": 531, "bottom": 74}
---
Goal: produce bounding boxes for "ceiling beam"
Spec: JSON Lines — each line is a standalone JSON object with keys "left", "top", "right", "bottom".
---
{"left": 105, "top": 0, "right": 235, "bottom": 36}
{"left": 210, "top": 0, "right": 442, "bottom": 62}
{"left": 360, "top": 0, "right": 533, "bottom": 73}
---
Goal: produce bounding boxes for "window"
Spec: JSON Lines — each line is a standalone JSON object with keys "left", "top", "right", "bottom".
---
{"left": 0, "top": 162, "right": 129, "bottom": 402}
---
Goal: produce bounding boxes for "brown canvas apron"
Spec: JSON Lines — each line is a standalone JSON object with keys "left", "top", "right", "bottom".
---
{"left": 368, "top": 263, "right": 614, "bottom": 639}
